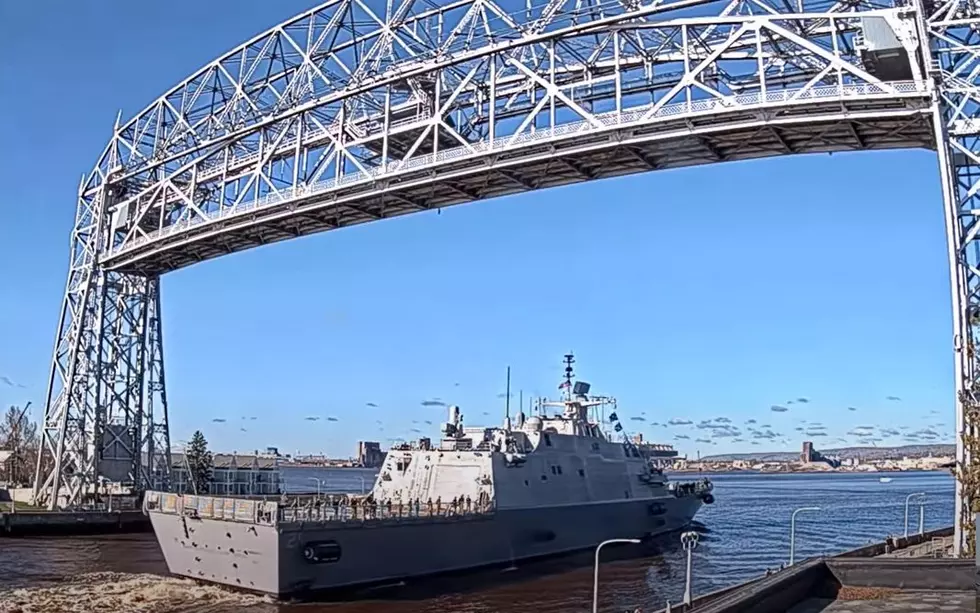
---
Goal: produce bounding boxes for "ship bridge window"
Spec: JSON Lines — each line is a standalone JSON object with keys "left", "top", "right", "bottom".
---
{"left": 591, "top": 442, "right": 599, "bottom": 452}
{"left": 543, "top": 434, "right": 552, "bottom": 447}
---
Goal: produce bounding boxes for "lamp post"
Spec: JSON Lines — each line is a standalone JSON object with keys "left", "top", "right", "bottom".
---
{"left": 681, "top": 531, "right": 700, "bottom": 606}
{"left": 308, "top": 477, "right": 323, "bottom": 497}
{"left": 790, "top": 506, "right": 821, "bottom": 566}
{"left": 918, "top": 495, "right": 926, "bottom": 536}
{"left": 904, "top": 492, "right": 925, "bottom": 538}
{"left": 592, "top": 538, "right": 641, "bottom": 613}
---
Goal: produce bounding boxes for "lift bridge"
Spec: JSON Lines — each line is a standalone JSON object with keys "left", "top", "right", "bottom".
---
{"left": 30, "top": 0, "right": 980, "bottom": 553}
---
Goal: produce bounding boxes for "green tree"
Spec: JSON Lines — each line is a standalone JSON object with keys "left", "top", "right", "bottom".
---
{"left": 184, "top": 431, "right": 213, "bottom": 495}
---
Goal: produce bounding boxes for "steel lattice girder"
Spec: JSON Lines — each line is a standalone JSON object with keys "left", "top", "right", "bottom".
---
{"left": 30, "top": 0, "right": 978, "bottom": 547}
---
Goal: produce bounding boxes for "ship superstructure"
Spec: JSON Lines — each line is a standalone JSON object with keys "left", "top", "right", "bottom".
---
{"left": 143, "top": 354, "right": 714, "bottom": 596}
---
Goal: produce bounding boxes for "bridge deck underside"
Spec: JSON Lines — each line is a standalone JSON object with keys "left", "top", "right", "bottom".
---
{"left": 108, "top": 97, "right": 935, "bottom": 276}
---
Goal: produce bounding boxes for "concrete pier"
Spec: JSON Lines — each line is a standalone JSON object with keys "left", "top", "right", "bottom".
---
{"left": 0, "top": 510, "right": 149, "bottom": 537}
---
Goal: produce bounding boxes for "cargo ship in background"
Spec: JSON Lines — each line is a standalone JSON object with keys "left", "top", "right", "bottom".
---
{"left": 143, "top": 354, "right": 714, "bottom": 597}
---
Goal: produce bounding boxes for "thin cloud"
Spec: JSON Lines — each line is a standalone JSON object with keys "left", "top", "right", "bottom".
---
{"left": 796, "top": 397, "right": 810, "bottom": 404}
{"left": 695, "top": 438, "right": 712, "bottom": 444}
{"left": 805, "top": 431, "right": 827, "bottom": 437}
{"left": 212, "top": 418, "right": 227, "bottom": 423}
{"left": 886, "top": 396, "right": 901, "bottom": 402}
{"left": 327, "top": 417, "right": 339, "bottom": 422}
{"left": 0, "top": 376, "right": 13, "bottom": 387}
{"left": 304, "top": 416, "right": 320, "bottom": 421}
{"left": 847, "top": 407, "right": 858, "bottom": 411}
{"left": 880, "top": 428, "right": 900, "bottom": 437}
{"left": 366, "top": 402, "right": 378, "bottom": 408}
{"left": 770, "top": 405, "right": 789, "bottom": 413}
{"left": 630, "top": 416, "right": 646, "bottom": 422}
{"left": 674, "top": 434, "right": 690, "bottom": 440}
{"left": 713, "top": 417, "right": 732, "bottom": 424}
{"left": 668, "top": 418, "right": 693, "bottom": 426}
{"left": 712, "top": 427, "right": 740, "bottom": 438}
{"left": 746, "top": 419, "right": 757, "bottom": 424}
{"left": 421, "top": 399, "right": 447, "bottom": 407}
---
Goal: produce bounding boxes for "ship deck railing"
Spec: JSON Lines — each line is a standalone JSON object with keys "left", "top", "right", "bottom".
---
{"left": 278, "top": 499, "right": 495, "bottom": 525}
{"left": 143, "top": 490, "right": 495, "bottom": 527}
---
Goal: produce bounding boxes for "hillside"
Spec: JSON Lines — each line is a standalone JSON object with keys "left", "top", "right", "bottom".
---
{"left": 700, "top": 444, "right": 954, "bottom": 462}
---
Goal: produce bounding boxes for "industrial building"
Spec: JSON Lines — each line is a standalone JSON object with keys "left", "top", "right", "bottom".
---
{"left": 169, "top": 452, "right": 281, "bottom": 496}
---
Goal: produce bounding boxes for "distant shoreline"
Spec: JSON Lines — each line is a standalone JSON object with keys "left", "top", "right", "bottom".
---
{"left": 667, "top": 468, "right": 951, "bottom": 476}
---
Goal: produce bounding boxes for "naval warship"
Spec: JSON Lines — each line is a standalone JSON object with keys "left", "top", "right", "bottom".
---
{"left": 143, "top": 355, "right": 715, "bottom": 596}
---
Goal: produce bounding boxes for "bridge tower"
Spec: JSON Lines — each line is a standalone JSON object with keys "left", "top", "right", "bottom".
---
{"left": 32, "top": 131, "right": 172, "bottom": 509}
{"left": 922, "top": 0, "right": 980, "bottom": 555}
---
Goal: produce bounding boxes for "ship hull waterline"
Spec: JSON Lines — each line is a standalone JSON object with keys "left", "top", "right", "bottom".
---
{"left": 148, "top": 495, "right": 705, "bottom": 597}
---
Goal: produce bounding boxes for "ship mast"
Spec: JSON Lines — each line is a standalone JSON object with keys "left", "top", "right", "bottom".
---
{"left": 562, "top": 353, "right": 574, "bottom": 402}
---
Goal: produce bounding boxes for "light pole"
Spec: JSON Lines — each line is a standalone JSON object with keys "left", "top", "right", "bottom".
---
{"left": 790, "top": 506, "right": 821, "bottom": 566}
{"left": 592, "top": 538, "right": 641, "bottom": 613}
{"left": 308, "top": 477, "right": 323, "bottom": 497}
{"left": 681, "top": 531, "right": 700, "bottom": 606}
{"left": 918, "top": 495, "right": 926, "bottom": 536}
{"left": 904, "top": 492, "right": 925, "bottom": 538}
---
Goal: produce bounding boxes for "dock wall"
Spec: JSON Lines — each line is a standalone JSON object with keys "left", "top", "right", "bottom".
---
{"left": 0, "top": 510, "right": 150, "bottom": 537}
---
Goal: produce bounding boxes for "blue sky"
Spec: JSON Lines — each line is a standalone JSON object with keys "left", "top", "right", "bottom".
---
{"left": 0, "top": 0, "right": 955, "bottom": 458}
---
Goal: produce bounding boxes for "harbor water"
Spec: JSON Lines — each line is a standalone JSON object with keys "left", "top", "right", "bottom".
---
{"left": 0, "top": 470, "right": 954, "bottom": 613}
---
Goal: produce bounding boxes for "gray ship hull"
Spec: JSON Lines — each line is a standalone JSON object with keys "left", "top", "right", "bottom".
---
{"left": 147, "top": 495, "right": 703, "bottom": 596}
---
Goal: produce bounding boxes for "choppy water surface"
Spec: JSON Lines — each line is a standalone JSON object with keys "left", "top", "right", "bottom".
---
{"left": 0, "top": 471, "right": 954, "bottom": 613}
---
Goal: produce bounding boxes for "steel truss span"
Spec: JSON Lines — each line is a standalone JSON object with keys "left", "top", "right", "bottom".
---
{"left": 32, "top": 0, "right": 979, "bottom": 551}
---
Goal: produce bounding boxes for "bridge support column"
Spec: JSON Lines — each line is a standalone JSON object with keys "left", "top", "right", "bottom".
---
{"left": 33, "top": 169, "right": 170, "bottom": 509}
{"left": 926, "top": 0, "right": 980, "bottom": 556}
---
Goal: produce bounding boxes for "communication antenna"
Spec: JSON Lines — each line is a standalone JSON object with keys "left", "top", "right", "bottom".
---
{"left": 504, "top": 366, "right": 511, "bottom": 429}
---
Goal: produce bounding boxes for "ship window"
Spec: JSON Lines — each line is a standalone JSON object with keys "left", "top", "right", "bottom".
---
{"left": 541, "top": 475, "right": 548, "bottom": 481}
{"left": 524, "top": 480, "right": 529, "bottom": 486}
{"left": 302, "top": 541, "right": 342, "bottom": 564}
{"left": 556, "top": 466, "right": 563, "bottom": 475}
{"left": 591, "top": 443, "right": 599, "bottom": 452}
{"left": 543, "top": 434, "right": 552, "bottom": 446}
{"left": 578, "top": 469, "right": 585, "bottom": 477}
{"left": 550, "top": 466, "right": 556, "bottom": 475}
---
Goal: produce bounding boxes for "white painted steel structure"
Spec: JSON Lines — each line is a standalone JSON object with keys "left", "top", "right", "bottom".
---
{"left": 30, "top": 0, "right": 980, "bottom": 553}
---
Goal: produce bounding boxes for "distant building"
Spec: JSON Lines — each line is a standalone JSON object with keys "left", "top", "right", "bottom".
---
{"left": 631, "top": 434, "right": 678, "bottom": 469}
{"left": 169, "top": 452, "right": 281, "bottom": 496}
{"left": 357, "top": 441, "right": 385, "bottom": 468}
{"left": 801, "top": 441, "right": 815, "bottom": 463}
{"left": 801, "top": 441, "right": 841, "bottom": 469}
